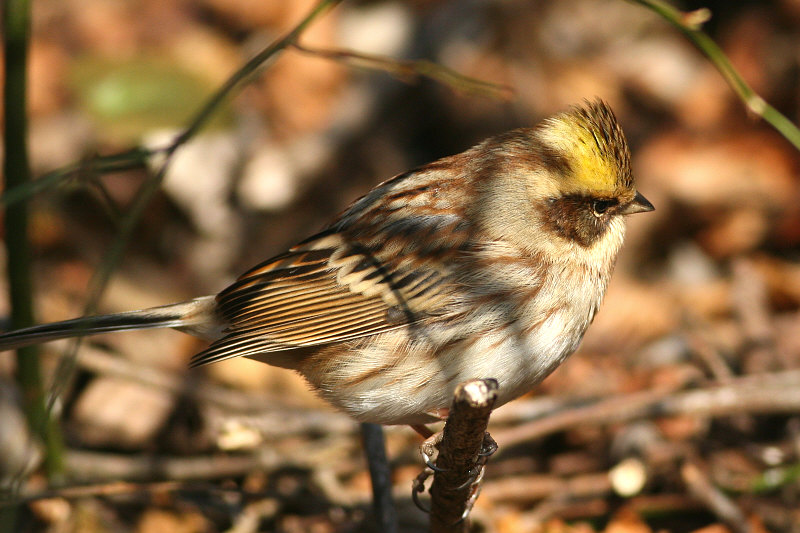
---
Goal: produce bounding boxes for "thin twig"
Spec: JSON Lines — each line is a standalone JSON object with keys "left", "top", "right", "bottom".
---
{"left": 292, "top": 43, "right": 514, "bottom": 101}
{"left": 628, "top": 0, "right": 800, "bottom": 151}
{"left": 681, "top": 460, "right": 750, "bottom": 533}
{"left": 494, "top": 370, "right": 800, "bottom": 448}
{"left": 0, "top": 147, "right": 154, "bottom": 208}
{"left": 482, "top": 472, "right": 611, "bottom": 503}
{"left": 3, "top": 480, "right": 185, "bottom": 506}
{"left": 62, "top": 449, "right": 282, "bottom": 483}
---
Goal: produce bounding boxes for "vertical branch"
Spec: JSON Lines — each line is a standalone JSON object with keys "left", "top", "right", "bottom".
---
{"left": 430, "top": 379, "right": 498, "bottom": 532}
{"left": 2, "top": 0, "right": 65, "bottom": 480}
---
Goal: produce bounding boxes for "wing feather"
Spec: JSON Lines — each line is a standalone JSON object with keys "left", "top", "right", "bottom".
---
{"left": 190, "top": 171, "right": 472, "bottom": 368}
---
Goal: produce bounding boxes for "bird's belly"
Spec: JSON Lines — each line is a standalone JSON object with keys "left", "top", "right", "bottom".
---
{"left": 301, "top": 301, "right": 594, "bottom": 425}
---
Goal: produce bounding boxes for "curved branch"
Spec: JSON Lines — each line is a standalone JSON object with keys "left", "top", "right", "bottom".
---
{"left": 629, "top": 0, "right": 800, "bottom": 151}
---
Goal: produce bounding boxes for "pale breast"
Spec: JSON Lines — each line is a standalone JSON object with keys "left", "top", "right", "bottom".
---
{"left": 301, "top": 251, "right": 610, "bottom": 425}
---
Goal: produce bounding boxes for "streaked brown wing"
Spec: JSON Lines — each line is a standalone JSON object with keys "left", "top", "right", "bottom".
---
{"left": 189, "top": 229, "right": 455, "bottom": 367}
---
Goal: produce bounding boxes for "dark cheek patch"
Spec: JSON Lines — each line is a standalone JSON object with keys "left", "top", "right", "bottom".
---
{"left": 543, "top": 196, "right": 610, "bottom": 247}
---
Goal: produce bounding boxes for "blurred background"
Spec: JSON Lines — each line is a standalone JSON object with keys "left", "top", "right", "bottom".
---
{"left": 2, "top": 0, "right": 800, "bottom": 531}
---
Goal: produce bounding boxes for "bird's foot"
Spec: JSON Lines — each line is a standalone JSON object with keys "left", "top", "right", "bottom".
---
{"left": 419, "top": 430, "right": 445, "bottom": 472}
{"left": 456, "top": 432, "right": 497, "bottom": 520}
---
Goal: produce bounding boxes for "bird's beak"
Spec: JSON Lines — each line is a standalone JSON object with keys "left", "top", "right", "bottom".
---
{"left": 620, "top": 191, "right": 654, "bottom": 215}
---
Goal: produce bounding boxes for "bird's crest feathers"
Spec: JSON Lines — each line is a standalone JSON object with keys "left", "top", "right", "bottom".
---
{"left": 537, "top": 99, "right": 633, "bottom": 196}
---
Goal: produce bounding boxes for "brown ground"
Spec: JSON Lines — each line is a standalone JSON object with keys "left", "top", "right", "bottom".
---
{"left": 2, "top": 0, "right": 800, "bottom": 531}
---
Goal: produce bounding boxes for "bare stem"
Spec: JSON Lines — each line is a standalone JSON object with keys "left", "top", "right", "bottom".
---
{"left": 494, "top": 370, "right": 800, "bottom": 448}
{"left": 628, "top": 0, "right": 800, "bottom": 151}
{"left": 2, "top": 0, "right": 65, "bottom": 488}
{"left": 292, "top": 43, "right": 514, "bottom": 101}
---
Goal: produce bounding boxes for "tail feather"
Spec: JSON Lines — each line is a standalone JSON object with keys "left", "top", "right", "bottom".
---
{"left": 0, "top": 296, "right": 218, "bottom": 351}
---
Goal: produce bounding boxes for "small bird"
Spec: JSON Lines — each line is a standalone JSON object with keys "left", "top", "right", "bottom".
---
{"left": 0, "top": 99, "right": 652, "bottom": 426}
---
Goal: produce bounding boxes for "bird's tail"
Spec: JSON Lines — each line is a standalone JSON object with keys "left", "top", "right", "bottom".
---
{"left": 0, "top": 296, "right": 219, "bottom": 351}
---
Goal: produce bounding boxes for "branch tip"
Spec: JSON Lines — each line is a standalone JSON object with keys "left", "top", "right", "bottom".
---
{"left": 456, "top": 378, "right": 498, "bottom": 409}
{"left": 682, "top": 8, "right": 712, "bottom": 30}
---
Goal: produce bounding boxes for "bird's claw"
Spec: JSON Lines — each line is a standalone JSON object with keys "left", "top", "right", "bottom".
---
{"left": 412, "top": 467, "right": 433, "bottom": 513}
{"left": 419, "top": 431, "right": 446, "bottom": 472}
{"left": 478, "top": 433, "right": 498, "bottom": 457}
{"left": 455, "top": 462, "right": 486, "bottom": 491}
{"left": 411, "top": 431, "right": 497, "bottom": 518}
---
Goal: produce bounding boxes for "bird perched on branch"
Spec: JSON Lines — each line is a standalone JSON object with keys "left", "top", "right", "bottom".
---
{"left": 0, "top": 99, "right": 653, "bottom": 426}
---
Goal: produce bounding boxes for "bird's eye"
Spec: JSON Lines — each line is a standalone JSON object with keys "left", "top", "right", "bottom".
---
{"left": 592, "top": 198, "right": 617, "bottom": 216}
